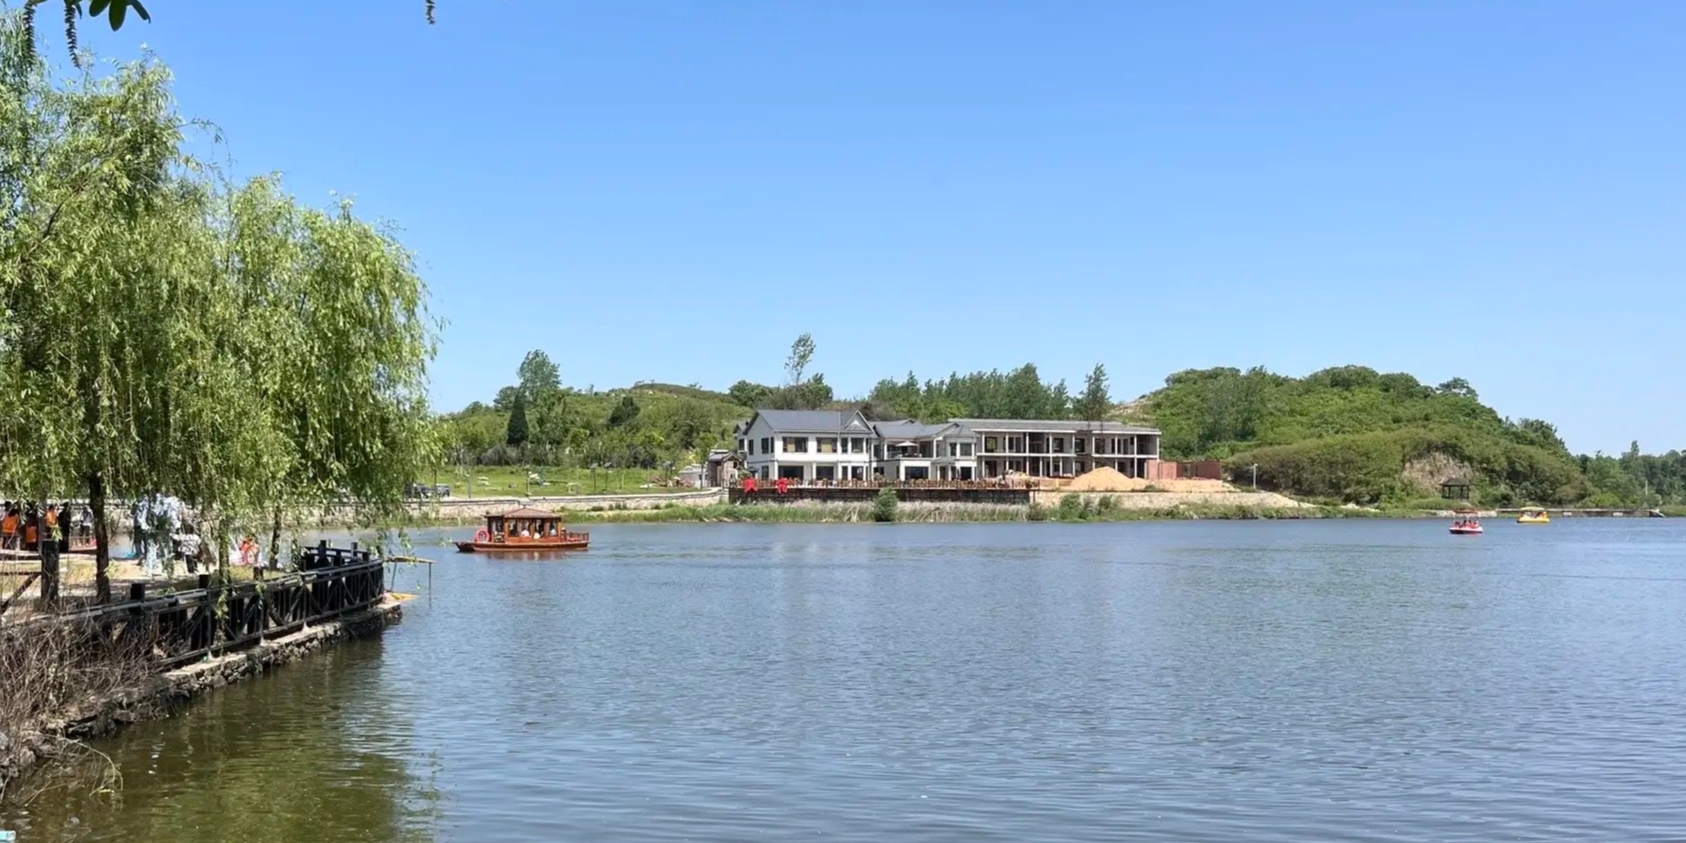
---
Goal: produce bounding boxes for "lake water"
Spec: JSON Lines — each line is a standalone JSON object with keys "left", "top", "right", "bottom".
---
{"left": 5, "top": 519, "right": 1686, "bottom": 842}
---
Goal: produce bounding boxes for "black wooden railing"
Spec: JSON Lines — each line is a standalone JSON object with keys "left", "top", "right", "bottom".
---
{"left": 48, "top": 543, "right": 386, "bottom": 668}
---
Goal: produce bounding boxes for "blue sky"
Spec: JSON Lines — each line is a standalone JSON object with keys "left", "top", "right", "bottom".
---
{"left": 53, "top": 0, "right": 1684, "bottom": 454}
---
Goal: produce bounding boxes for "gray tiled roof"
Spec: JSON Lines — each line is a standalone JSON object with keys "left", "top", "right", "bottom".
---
{"left": 751, "top": 409, "right": 873, "bottom": 433}
{"left": 951, "top": 418, "right": 1160, "bottom": 435}
{"left": 871, "top": 420, "right": 960, "bottom": 440}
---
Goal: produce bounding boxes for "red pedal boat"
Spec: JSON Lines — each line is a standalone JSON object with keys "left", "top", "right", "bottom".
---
{"left": 456, "top": 507, "right": 590, "bottom": 552}
{"left": 1449, "top": 518, "right": 1484, "bottom": 535}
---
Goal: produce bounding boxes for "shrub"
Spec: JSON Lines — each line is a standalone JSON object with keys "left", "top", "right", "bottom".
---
{"left": 871, "top": 486, "right": 899, "bottom": 523}
{"left": 1026, "top": 503, "right": 1050, "bottom": 521}
{"left": 1095, "top": 494, "right": 1119, "bottom": 513}
{"left": 1056, "top": 494, "right": 1084, "bottom": 521}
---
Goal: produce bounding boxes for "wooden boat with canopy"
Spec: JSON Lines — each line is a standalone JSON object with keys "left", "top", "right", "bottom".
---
{"left": 455, "top": 507, "right": 589, "bottom": 553}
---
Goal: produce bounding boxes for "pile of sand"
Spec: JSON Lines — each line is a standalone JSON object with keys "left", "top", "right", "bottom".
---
{"left": 1057, "top": 467, "right": 1234, "bottom": 494}
{"left": 1065, "top": 466, "right": 1134, "bottom": 491}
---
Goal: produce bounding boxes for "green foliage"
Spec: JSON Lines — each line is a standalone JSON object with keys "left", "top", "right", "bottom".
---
{"left": 1056, "top": 493, "right": 1084, "bottom": 521}
{"left": 607, "top": 394, "right": 640, "bottom": 427}
{"left": 871, "top": 486, "right": 898, "bottom": 522}
{"left": 0, "top": 23, "right": 436, "bottom": 593}
{"left": 516, "top": 349, "right": 560, "bottom": 404}
{"left": 505, "top": 398, "right": 529, "bottom": 446}
{"left": 1230, "top": 426, "right": 1585, "bottom": 506}
{"left": 1026, "top": 503, "right": 1050, "bottom": 521}
{"left": 728, "top": 380, "right": 774, "bottom": 408}
{"left": 1073, "top": 363, "right": 1110, "bottom": 421}
{"left": 785, "top": 333, "right": 816, "bottom": 385}
{"left": 866, "top": 363, "right": 1072, "bottom": 420}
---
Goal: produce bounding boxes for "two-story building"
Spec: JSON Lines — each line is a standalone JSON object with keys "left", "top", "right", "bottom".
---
{"left": 736, "top": 410, "right": 1161, "bottom": 483}
{"left": 954, "top": 418, "right": 1161, "bottom": 481}
{"left": 737, "top": 410, "right": 877, "bottom": 482}
{"left": 871, "top": 420, "right": 978, "bottom": 482}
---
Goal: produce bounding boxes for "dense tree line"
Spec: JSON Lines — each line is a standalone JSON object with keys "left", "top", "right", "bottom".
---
{"left": 0, "top": 17, "right": 435, "bottom": 599}
{"left": 1147, "top": 366, "right": 1681, "bottom": 507}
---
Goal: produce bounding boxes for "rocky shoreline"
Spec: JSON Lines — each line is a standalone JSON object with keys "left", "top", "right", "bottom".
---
{"left": 0, "top": 598, "right": 402, "bottom": 800}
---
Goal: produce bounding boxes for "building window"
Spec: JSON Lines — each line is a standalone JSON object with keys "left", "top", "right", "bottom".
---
{"left": 848, "top": 437, "right": 863, "bottom": 453}
{"left": 984, "top": 436, "right": 1000, "bottom": 453}
{"left": 1074, "top": 438, "right": 1086, "bottom": 454}
{"left": 874, "top": 443, "right": 884, "bottom": 459}
{"left": 960, "top": 442, "right": 973, "bottom": 457}
{"left": 783, "top": 437, "right": 808, "bottom": 453}
{"left": 1052, "top": 437, "right": 1065, "bottom": 452}
{"left": 761, "top": 437, "right": 772, "bottom": 454}
{"left": 817, "top": 437, "right": 838, "bottom": 454}
{"left": 1007, "top": 436, "right": 1024, "bottom": 452}
{"left": 948, "top": 443, "right": 958, "bottom": 458}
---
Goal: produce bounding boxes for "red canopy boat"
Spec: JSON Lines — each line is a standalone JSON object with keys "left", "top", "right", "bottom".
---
{"left": 455, "top": 507, "right": 589, "bottom": 553}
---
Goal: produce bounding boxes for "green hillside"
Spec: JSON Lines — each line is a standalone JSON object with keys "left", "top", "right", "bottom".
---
{"left": 1138, "top": 366, "right": 1588, "bottom": 506}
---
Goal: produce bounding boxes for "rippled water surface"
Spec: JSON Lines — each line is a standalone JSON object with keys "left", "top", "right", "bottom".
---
{"left": 6, "top": 519, "right": 1686, "bottom": 841}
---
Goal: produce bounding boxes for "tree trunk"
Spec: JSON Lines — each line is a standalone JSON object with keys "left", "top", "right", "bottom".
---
{"left": 90, "top": 471, "right": 109, "bottom": 603}
{"left": 269, "top": 506, "right": 283, "bottom": 572}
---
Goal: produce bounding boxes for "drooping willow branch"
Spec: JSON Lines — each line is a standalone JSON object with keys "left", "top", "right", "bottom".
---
{"left": 22, "top": 1, "right": 448, "bottom": 68}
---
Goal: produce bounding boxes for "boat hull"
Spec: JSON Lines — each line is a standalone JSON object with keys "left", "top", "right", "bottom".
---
{"left": 1449, "top": 527, "right": 1484, "bottom": 535}
{"left": 455, "top": 537, "right": 589, "bottom": 553}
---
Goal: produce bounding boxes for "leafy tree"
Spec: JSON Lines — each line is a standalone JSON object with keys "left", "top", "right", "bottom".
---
{"left": 1001, "top": 364, "right": 1047, "bottom": 418}
{"left": 516, "top": 349, "right": 561, "bottom": 403}
{"left": 1506, "top": 417, "right": 1569, "bottom": 456}
{"left": 1436, "top": 377, "right": 1478, "bottom": 400}
{"left": 492, "top": 385, "right": 520, "bottom": 412}
{"left": 607, "top": 394, "right": 641, "bottom": 427}
{"left": 727, "top": 380, "right": 773, "bottom": 408}
{"left": 785, "top": 333, "right": 816, "bottom": 386}
{"left": 1074, "top": 364, "right": 1111, "bottom": 420}
{"left": 505, "top": 397, "right": 529, "bottom": 446}
{"left": 0, "top": 30, "right": 435, "bottom": 597}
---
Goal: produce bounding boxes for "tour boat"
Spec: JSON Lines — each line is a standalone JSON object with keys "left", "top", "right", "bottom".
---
{"left": 455, "top": 507, "right": 589, "bottom": 553}
{"left": 1517, "top": 508, "right": 1551, "bottom": 524}
{"left": 1449, "top": 518, "right": 1484, "bottom": 535}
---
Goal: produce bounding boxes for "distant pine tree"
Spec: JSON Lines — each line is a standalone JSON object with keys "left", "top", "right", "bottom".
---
{"left": 506, "top": 397, "right": 529, "bottom": 446}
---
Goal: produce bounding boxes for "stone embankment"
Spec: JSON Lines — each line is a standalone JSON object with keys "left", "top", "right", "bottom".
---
{"left": 0, "top": 598, "right": 401, "bottom": 796}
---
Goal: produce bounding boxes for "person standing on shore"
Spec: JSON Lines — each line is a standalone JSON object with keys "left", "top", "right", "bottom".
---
{"left": 56, "top": 502, "right": 71, "bottom": 554}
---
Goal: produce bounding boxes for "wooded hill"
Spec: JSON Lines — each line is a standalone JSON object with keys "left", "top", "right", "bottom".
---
{"left": 438, "top": 345, "right": 1680, "bottom": 508}
{"left": 1137, "top": 366, "right": 1676, "bottom": 508}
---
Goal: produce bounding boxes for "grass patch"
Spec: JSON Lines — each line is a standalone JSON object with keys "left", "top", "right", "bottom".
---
{"left": 421, "top": 465, "right": 699, "bottom": 498}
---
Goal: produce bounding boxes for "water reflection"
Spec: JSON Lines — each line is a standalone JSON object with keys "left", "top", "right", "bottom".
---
{"left": 2, "top": 639, "right": 436, "bottom": 843}
{"left": 6, "top": 520, "right": 1686, "bottom": 842}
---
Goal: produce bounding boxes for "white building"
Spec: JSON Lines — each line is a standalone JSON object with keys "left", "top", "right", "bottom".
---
{"left": 737, "top": 410, "right": 877, "bottom": 482}
{"left": 736, "top": 410, "right": 1162, "bottom": 484}
{"left": 871, "top": 420, "right": 977, "bottom": 482}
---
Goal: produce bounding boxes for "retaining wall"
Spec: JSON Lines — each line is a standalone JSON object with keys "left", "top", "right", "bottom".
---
{"left": 1029, "top": 490, "right": 1311, "bottom": 509}
{"left": 0, "top": 599, "right": 401, "bottom": 795}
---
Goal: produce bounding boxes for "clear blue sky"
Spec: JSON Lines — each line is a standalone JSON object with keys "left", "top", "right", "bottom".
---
{"left": 54, "top": 0, "right": 1684, "bottom": 455}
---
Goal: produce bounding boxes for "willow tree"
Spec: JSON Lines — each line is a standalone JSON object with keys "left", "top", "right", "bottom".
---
{"left": 0, "top": 23, "right": 287, "bottom": 599}
{"left": 228, "top": 179, "right": 437, "bottom": 562}
{"left": 0, "top": 16, "right": 435, "bottom": 600}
